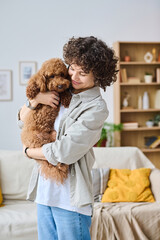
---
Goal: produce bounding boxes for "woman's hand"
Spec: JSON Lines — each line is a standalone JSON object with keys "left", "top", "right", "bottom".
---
{"left": 20, "top": 91, "right": 60, "bottom": 122}
{"left": 34, "top": 91, "right": 60, "bottom": 108}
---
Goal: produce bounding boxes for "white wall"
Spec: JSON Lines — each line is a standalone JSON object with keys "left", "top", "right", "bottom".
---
{"left": 0, "top": 0, "right": 160, "bottom": 150}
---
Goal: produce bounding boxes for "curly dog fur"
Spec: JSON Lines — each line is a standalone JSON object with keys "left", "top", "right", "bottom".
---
{"left": 21, "top": 58, "right": 72, "bottom": 184}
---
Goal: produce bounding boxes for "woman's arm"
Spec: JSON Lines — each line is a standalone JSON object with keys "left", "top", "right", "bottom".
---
{"left": 41, "top": 101, "right": 109, "bottom": 166}
{"left": 20, "top": 91, "right": 60, "bottom": 160}
{"left": 23, "top": 132, "right": 57, "bottom": 161}
{"left": 23, "top": 99, "right": 108, "bottom": 165}
{"left": 20, "top": 91, "right": 60, "bottom": 122}
{"left": 23, "top": 145, "right": 46, "bottom": 160}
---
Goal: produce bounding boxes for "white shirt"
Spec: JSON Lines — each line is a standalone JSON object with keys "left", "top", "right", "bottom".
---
{"left": 35, "top": 105, "right": 92, "bottom": 216}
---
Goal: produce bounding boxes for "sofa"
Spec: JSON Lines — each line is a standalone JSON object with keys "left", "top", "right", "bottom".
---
{"left": 0, "top": 147, "right": 160, "bottom": 240}
{"left": 91, "top": 147, "right": 160, "bottom": 240}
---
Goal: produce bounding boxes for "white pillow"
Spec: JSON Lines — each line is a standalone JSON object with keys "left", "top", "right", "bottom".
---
{"left": 91, "top": 168, "right": 110, "bottom": 202}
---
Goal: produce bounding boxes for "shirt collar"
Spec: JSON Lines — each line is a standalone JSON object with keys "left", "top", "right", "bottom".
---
{"left": 72, "top": 86, "right": 101, "bottom": 103}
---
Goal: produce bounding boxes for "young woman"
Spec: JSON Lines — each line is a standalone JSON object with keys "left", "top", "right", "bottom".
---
{"left": 18, "top": 36, "right": 118, "bottom": 240}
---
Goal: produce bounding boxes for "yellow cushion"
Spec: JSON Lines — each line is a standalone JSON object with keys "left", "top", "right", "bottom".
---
{"left": 0, "top": 187, "right": 3, "bottom": 206}
{"left": 101, "top": 168, "right": 155, "bottom": 203}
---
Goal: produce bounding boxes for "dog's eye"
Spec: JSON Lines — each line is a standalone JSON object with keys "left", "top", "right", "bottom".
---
{"left": 61, "top": 73, "right": 65, "bottom": 77}
{"left": 50, "top": 75, "right": 55, "bottom": 78}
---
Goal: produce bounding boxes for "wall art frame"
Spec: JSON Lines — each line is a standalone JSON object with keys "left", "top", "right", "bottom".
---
{"left": 19, "top": 61, "right": 37, "bottom": 85}
{"left": 0, "top": 70, "right": 12, "bottom": 101}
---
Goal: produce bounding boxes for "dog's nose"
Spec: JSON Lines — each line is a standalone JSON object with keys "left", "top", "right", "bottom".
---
{"left": 58, "top": 85, "right": 63, "bottom": 89}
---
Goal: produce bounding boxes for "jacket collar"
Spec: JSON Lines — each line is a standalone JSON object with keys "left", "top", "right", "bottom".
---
{"left": 72, "top": 87, "right": 101, "bottom": 103}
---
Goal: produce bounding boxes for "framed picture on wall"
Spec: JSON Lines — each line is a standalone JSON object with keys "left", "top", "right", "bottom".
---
{"left": 0, "top": 70, "right": 12, "bottom": 101}
{"left": 19, "top": 61, "right": 37, "bottom": 85}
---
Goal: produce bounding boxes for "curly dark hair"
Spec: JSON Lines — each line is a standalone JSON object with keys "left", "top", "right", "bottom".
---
{"left": 63, "top": 36, "right": 119, "bottom": 90}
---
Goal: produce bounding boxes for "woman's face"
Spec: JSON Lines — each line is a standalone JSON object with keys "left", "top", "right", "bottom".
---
{"left": 68, "top": 64, "right": 95, "bottom": 90}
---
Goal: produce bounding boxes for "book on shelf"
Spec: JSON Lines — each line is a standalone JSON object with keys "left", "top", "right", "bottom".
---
{"left": 127, "top": 77, "right": 141, "bottom": 84}
{"left": 156, "top": 68, "right": 160, "bottom": 83}
{"left": 145, "top": 136, "right": 160, "bottom": 149}
{"left": 120, "top": 68, "right": 127, "bottom": 82}
{"left": 122, "top": 122, "right": 138, "bottom": 129}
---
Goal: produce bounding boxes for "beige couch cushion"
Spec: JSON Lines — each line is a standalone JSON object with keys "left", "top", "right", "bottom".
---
{"left": 0, "top": 200, "right": 37, "bottom": 240}
{"left": 0, "top": 150, "right": 35, "bottom": 200}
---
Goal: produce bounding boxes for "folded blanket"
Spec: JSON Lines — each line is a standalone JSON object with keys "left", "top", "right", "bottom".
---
{"left": 91, "top": 202, "right": 160, "bottom": 240}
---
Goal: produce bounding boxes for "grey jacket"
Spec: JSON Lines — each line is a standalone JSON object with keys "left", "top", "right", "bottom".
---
{"left": 20, "top": 87, "right": 109, "bottom": 208}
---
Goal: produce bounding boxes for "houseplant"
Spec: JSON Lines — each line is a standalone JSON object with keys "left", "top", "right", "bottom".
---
{"left": 94, "top": 122, "right": 123, "bottom": 147}
{"left": 146, "top": 119, "right": 154, "bottom": 127}
{"left": 153, "top": 114, "right": 160, "bottom": 126}
{"left": 144, "top": 72, "right": 153, "bottom": 83}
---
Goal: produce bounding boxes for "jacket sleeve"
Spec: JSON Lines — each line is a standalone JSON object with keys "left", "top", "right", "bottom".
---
{"left": 42, "top": 101, "right": 109, "bottom": 165}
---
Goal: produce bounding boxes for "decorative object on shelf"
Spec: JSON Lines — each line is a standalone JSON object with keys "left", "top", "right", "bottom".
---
{"left": 0, "top": 70, "right": 12, "bottom": 101}
{"left": 19, "top": 61, "right": 37, "bottom": 85}
{"left": 94, "top": 122, "right": 123, "bottom": 147}
{"left": 144, "top": 73, "right": 153, "bottom": 83}
{"left": 156, "top": 68, "right": 160, "bottom": 83}
{"left": 144, "top": 52, "right": 153, "bottom": 63}
{"left": 154, "top": 90, "right": 160, "bottom": 109}
{"left": 158, "top": 50, "right": 160, "bottom": 62}
{"left": 142, "top": 91, "right": 149, "bottom": 109}
{"left": 124, "top": 51, "right": 131, "bottom": 62}
{"left": 138, "top": 95, "right": 142, "bottom": 109}
{"left": 122, "top": 92, "right": 130, "bottom": 108}
{"left": 120, "top": 68, "right": 128, "bottom": 82}
{"left": 124, "top": 56, "right": 131, "bottom": 62}
{"left": 128, "top": 77, "right": 141, "bottom": 84}
{"left": 145, "top": 136, "right": 160, "bottom": 149}
{"left": 146, "top": 120, "right": 154, "bottom": 128}
{"left": 152, "top": 48, "right": 156, "bottom": 62}
{"left": 122, "top": 122, "right": 138, "bottom": 129}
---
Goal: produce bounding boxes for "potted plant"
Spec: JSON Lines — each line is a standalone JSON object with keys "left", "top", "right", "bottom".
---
{"left": 94, "top": 127, "right": 107, "bottom": 147}
{"left": 124, "top": 50, "right": 131, "bottom": 62}
{"left": 153, "top": 114, "right": 160, "bottom": 126}
{"left": 144, "top": 72, "right": 153, "bottom": 83}
{"left": 146, "top": 119, "right": 154, "bottom": 127}
{"left": 94, "top": 122, "right": 123, "bottom": 147}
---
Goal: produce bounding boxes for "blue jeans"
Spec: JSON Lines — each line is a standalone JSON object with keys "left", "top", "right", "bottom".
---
{"left": 37, "top": 204, "right": 91, "bottom": 240}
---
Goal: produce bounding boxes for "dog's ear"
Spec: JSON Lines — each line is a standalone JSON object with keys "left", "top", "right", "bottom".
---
{"left": 60, "top": 91, "right": 72, "bottom": 108}
{"left": 26, "top": 74, "right": 47, "bottom": 99}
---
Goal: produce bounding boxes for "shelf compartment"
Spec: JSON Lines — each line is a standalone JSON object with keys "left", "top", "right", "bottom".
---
{"left": 122, "top": 127, "right": 160, "bottom": 131}
{"left": 142, "top": 148, "right": 160, "bottom": 153}
{"left": 120, "top": 61, "right": 160, "bottom": 65}
{"left": 119, "top": 42, "right": 160, "bottom": 62}
{"left": 120, "top": 108, "right": 160, "bottom": 113}
{"left": 120, "top": 83, "right": 160, "bottom": 86}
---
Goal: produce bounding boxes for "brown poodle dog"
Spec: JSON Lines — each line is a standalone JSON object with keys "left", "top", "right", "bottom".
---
{"left": 21, "top": 58, "right": 72, "bottom": 184}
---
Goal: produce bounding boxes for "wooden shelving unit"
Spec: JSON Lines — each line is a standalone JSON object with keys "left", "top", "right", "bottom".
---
{"left": 120, "top": 62, "right": 160, "bottom": 65}
{"left": 113, "top": 41, "right": 160, "bottom": 168}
